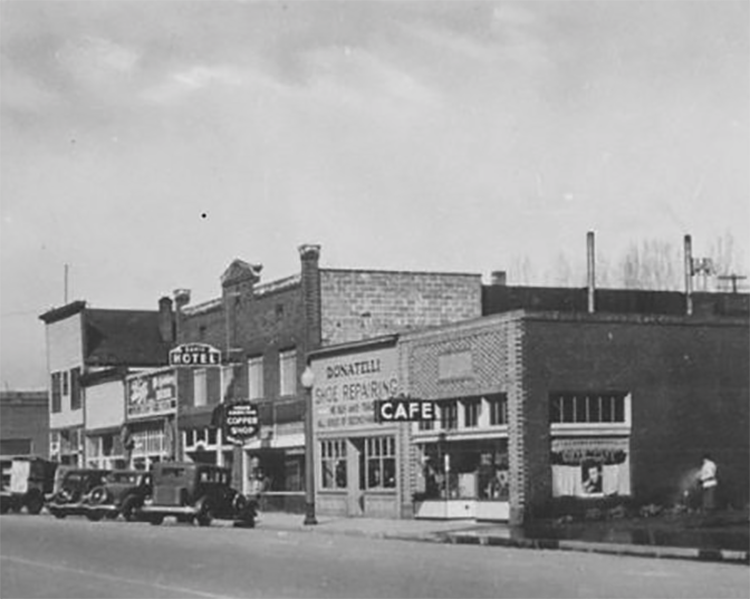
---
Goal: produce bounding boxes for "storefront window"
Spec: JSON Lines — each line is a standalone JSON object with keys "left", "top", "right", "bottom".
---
{"left": 321, "top": 439, "right": 347, "bottom": 489}
{"left": 419, "top": 439, "right": 508, "bottom": 501}
{"left": 365, "top": 436, "right": 396, "bottom": 489}
{"left": 550, "top": 437, "right": 630, "bottom": 497}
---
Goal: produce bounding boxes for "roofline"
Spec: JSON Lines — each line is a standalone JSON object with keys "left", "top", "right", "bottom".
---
{"left": 307, "top": 334, "right": 400, "bottom": 361}
{"left": 321, "top": 268, "right": 481, "bottom": 278}
{"left": 39, "top": 300, "right": 86, "bottom": 324}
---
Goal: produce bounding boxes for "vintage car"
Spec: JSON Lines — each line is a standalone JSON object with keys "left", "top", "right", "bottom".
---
{"left": 46, "top": 468, "right": 111, "bottom": 519}
{"left": 136, "top": 461, "right": 257, "bottom": 527}
{"left": 0, "top": 457, "right": 58, "bottom": 515}
{"left": 84, "top": 470, "right": 152, "bottom": 521}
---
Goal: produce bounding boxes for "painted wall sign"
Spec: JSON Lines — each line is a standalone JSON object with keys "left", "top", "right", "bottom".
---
{"left": 310, "top": 347, "right": 399, "bottom": 432}
{"left": 126, "top": 371, "right": 176, "bottom": 419}
{"left": 169, "top": 343, "right": 222, "bottom": 367}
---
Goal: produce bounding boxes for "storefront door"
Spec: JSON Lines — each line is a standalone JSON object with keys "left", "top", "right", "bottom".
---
{"left": 347, "top": 439, "right": 364, "bottom": 517}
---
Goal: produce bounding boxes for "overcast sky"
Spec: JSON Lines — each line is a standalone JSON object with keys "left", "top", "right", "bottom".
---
{"left": 1, "top": 0, "right": 748, "bottom": 389}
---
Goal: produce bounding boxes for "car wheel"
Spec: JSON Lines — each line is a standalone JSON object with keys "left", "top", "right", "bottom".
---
{"left": 88, "top": 486, "right": 109, "bottom": 505}
{"left": 120, "top": 496, "right": 141, "bottom": 522}
{"left": 196, "top": 500, "right": 213, "bottom": 527}
{"left": 26, "top": 492, "right": 44, "bottom": 515}
{"left": 149, "top": 515, "right": 164, "bottom": 526}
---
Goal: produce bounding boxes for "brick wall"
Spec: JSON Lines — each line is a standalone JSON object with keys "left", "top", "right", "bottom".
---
{"left": 523, "top": 312, "right": 750, "bottom": 512}
{"left": 0, "top": 392, "right": 49, "bottom": 458}
{"left": 321, "top": 270, "right": 481, "bottom": 347}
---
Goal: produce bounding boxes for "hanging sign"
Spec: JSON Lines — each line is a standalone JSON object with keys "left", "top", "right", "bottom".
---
{"left": 222, "top": 401, "right": 259, "bottom": 443}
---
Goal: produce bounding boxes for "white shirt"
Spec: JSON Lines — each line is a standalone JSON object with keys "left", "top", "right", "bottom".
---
{"left": 699, "top": 460, "right": 717, "bottom": 488}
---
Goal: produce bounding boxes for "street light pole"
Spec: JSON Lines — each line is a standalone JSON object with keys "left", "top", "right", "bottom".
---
{"left": 301, "top": 365, "right": 317, "bottom": 525}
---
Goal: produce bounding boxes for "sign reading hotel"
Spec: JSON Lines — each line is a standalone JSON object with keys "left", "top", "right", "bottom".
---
{"left": 311, "top": 347, "right": 399, "bottom": 432}
{"left": 169, "top": 343, "right": 222, "bottom": 367}
{"left": 126, "top": 370, "right": 176, "bottom": 419}
{"left": 223, "top": 401, "right": 259, "bottom": 443}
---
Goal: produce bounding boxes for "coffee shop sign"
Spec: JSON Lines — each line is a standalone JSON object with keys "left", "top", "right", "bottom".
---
{"left": 169, "top": 343, "right": 222, "bottom": 367}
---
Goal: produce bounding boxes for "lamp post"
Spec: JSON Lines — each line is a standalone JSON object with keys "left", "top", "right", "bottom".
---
{"left": 300, "top": 365, "right": 317, "bottom": 525}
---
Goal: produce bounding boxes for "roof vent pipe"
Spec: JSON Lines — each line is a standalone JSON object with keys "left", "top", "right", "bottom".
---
{"left": 684, "top": 235, "right": 693, "bottom": 316}
{"left": 587, "top": 231, "right": 596, "bottom": 313}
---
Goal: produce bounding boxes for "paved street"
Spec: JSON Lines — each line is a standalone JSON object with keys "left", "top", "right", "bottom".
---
{"left": 1, "top": 515, "right": 748, "bottom": 599}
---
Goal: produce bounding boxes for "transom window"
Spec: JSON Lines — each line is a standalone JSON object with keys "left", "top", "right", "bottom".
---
{"left": 464, "top": 399, "right": 480, "bottom": 428}
{"left": 489, "top": 395, "right": 508, "bottom": 426}
{"left": 440, "top": 401, "right": 458, "bottom": 430}
{"left": 549, "top": 393, "right": 627, "bottom": 424}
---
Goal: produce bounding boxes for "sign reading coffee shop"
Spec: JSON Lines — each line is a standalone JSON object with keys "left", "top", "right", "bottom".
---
{"left": 126, "top": 370, "right": 176, "bottom": 419}
{"left": 223, "top": 401, "right": 259, "bottom": 443}
{"left": 310, "top": 347, "right": 399, "bottom": 432}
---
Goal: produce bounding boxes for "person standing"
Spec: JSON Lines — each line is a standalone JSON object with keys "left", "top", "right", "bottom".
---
{"left": 698, "top": 453, "right": 718, "bottom": 512}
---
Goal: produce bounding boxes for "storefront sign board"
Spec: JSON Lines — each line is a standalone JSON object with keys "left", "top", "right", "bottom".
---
{"left": 126, "top": 370, "right": 176, "bottom": 419}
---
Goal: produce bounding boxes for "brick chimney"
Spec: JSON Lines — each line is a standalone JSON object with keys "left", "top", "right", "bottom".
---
{"left": 158, "top": 296, "right": 174, "bottom": 344}
{"left": 491, "top": 271, "right": 507, "bottom": 286}
{"left": 173, "top": 289, "right": 191, "bottom": 342}
{"left": 299, "top": 244, "right": 322, "bottom": 358}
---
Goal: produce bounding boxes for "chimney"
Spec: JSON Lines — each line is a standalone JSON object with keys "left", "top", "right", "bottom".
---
{"left": 587, "top": 231, "right": 596, "bottom": 313}
{"left": 299, "top": 244, "right": 322, "bottom": 357}
{"left": 684, "top": 235, "right": 693, "bottom": 316}
{"left": 158, "top": 296, "right": 174, "bottom": 344}
{"left": 173, "top": 289, "right": 191, "bottom": 342}
{"left": 491, "top": 271, "right": 507, "bottom": 286}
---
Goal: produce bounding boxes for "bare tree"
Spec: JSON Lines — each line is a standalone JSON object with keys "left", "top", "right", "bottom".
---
{"left": 617, "top": 239, "right": 681, "bottom": 290}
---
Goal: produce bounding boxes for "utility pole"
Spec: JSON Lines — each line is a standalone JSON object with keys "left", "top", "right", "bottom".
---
{"left": 718, "top": 274, "right": 747, "bottom": 294}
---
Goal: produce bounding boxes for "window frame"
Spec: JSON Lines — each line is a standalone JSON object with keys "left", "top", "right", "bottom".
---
{"left": 278, "top": 348, "right": 297, "bottom": 397}
{"left": 247, "top": 356, "right": 264, "bottom": 401}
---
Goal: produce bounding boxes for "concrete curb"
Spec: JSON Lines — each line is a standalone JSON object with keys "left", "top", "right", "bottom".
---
{"left": 438, "top": 532, "right": 750, "bottom": 564}
{"left": 257, "top": 522, "right": 749, "bottom": 565}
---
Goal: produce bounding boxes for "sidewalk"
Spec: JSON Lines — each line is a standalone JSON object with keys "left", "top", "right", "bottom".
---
{"left": 253, "top": 511, "right": 749, "bottom": 565}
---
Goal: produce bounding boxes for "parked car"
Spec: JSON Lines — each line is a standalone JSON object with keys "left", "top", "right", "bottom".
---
{"left": 136, "top": 461, "right": 257, "bottom": 527}
{"left": 84, "top": 470, "right": 152, "bottom": 521}
{"left": 46, "top": 468, "right": 111, "bottom": 519}
{"left": 0, "top": 457, "right": 58, "bottom": 515}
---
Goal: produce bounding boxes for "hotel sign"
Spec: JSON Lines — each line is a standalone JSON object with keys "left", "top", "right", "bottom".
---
{"left": 169, "top": 343, "right": 221, "bottom": 367}
{"left": 126, "top": 370, "right": 176, "bottom": 419}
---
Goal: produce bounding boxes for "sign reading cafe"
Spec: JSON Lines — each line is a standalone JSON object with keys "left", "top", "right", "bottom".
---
{"left": 310, "top": 347, "right": 399, "bottom": 432}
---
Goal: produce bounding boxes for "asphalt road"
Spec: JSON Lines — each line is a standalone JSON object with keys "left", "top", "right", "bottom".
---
{"left": 0, "top": 514, "right": 747, "bottom": 599}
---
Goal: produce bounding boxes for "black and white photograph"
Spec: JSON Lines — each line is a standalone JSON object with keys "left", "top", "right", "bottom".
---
{"left": 1, "top": 1, "right": 748, "bottom": 598}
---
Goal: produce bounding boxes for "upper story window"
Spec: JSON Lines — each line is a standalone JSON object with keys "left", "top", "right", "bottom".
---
{"left": 51, "top": 373, "right": 62, "bottom": 413}
{"left": 62, "top": 371, "right": 69, "bottom": 396}
{"left": 279, "top": 349, "right": 297, "bottom": 397}
{"left": 440, "top": 401, "right": 458, "bottom": 430}
{"left": 194, "top": 369, "right": 207, "bottom": 407}
{"left": 464, "top": 399, "right": 480, "bottom": 428}
{"left": 549, "top": 393, "right": 627, "bottom": 424}
{"left": 70, "top": 367, "right": 81, "bottom": 411}
{"left": 247, "top": 356, "right": 264, "bottom": 401}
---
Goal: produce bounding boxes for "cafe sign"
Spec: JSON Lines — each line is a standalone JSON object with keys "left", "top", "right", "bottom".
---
{"left": 169, "top": 343, "right": 221, "bottom": 367}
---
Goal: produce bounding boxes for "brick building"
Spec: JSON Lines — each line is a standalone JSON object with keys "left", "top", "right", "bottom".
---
{"left": 38, "top": 301, "right": 172, "bottom": 466}
{"left": 0, "top": 391, "right": 49, "bottom": 459}
{"left": 400, "top": 305, "right": 749, "bottom": 525}
{"left": 172, "top": 244, "right": 482, "bottom": 510}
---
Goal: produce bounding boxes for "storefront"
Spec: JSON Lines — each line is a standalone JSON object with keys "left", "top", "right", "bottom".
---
{"left": 308, "top": 337, "right": 410, "bottom": 519}
{"left": 124, "top": 368, "right": 178, "bottom": 471}
{"left": 410, "top": 395, "right": 510, "bottom": 521}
